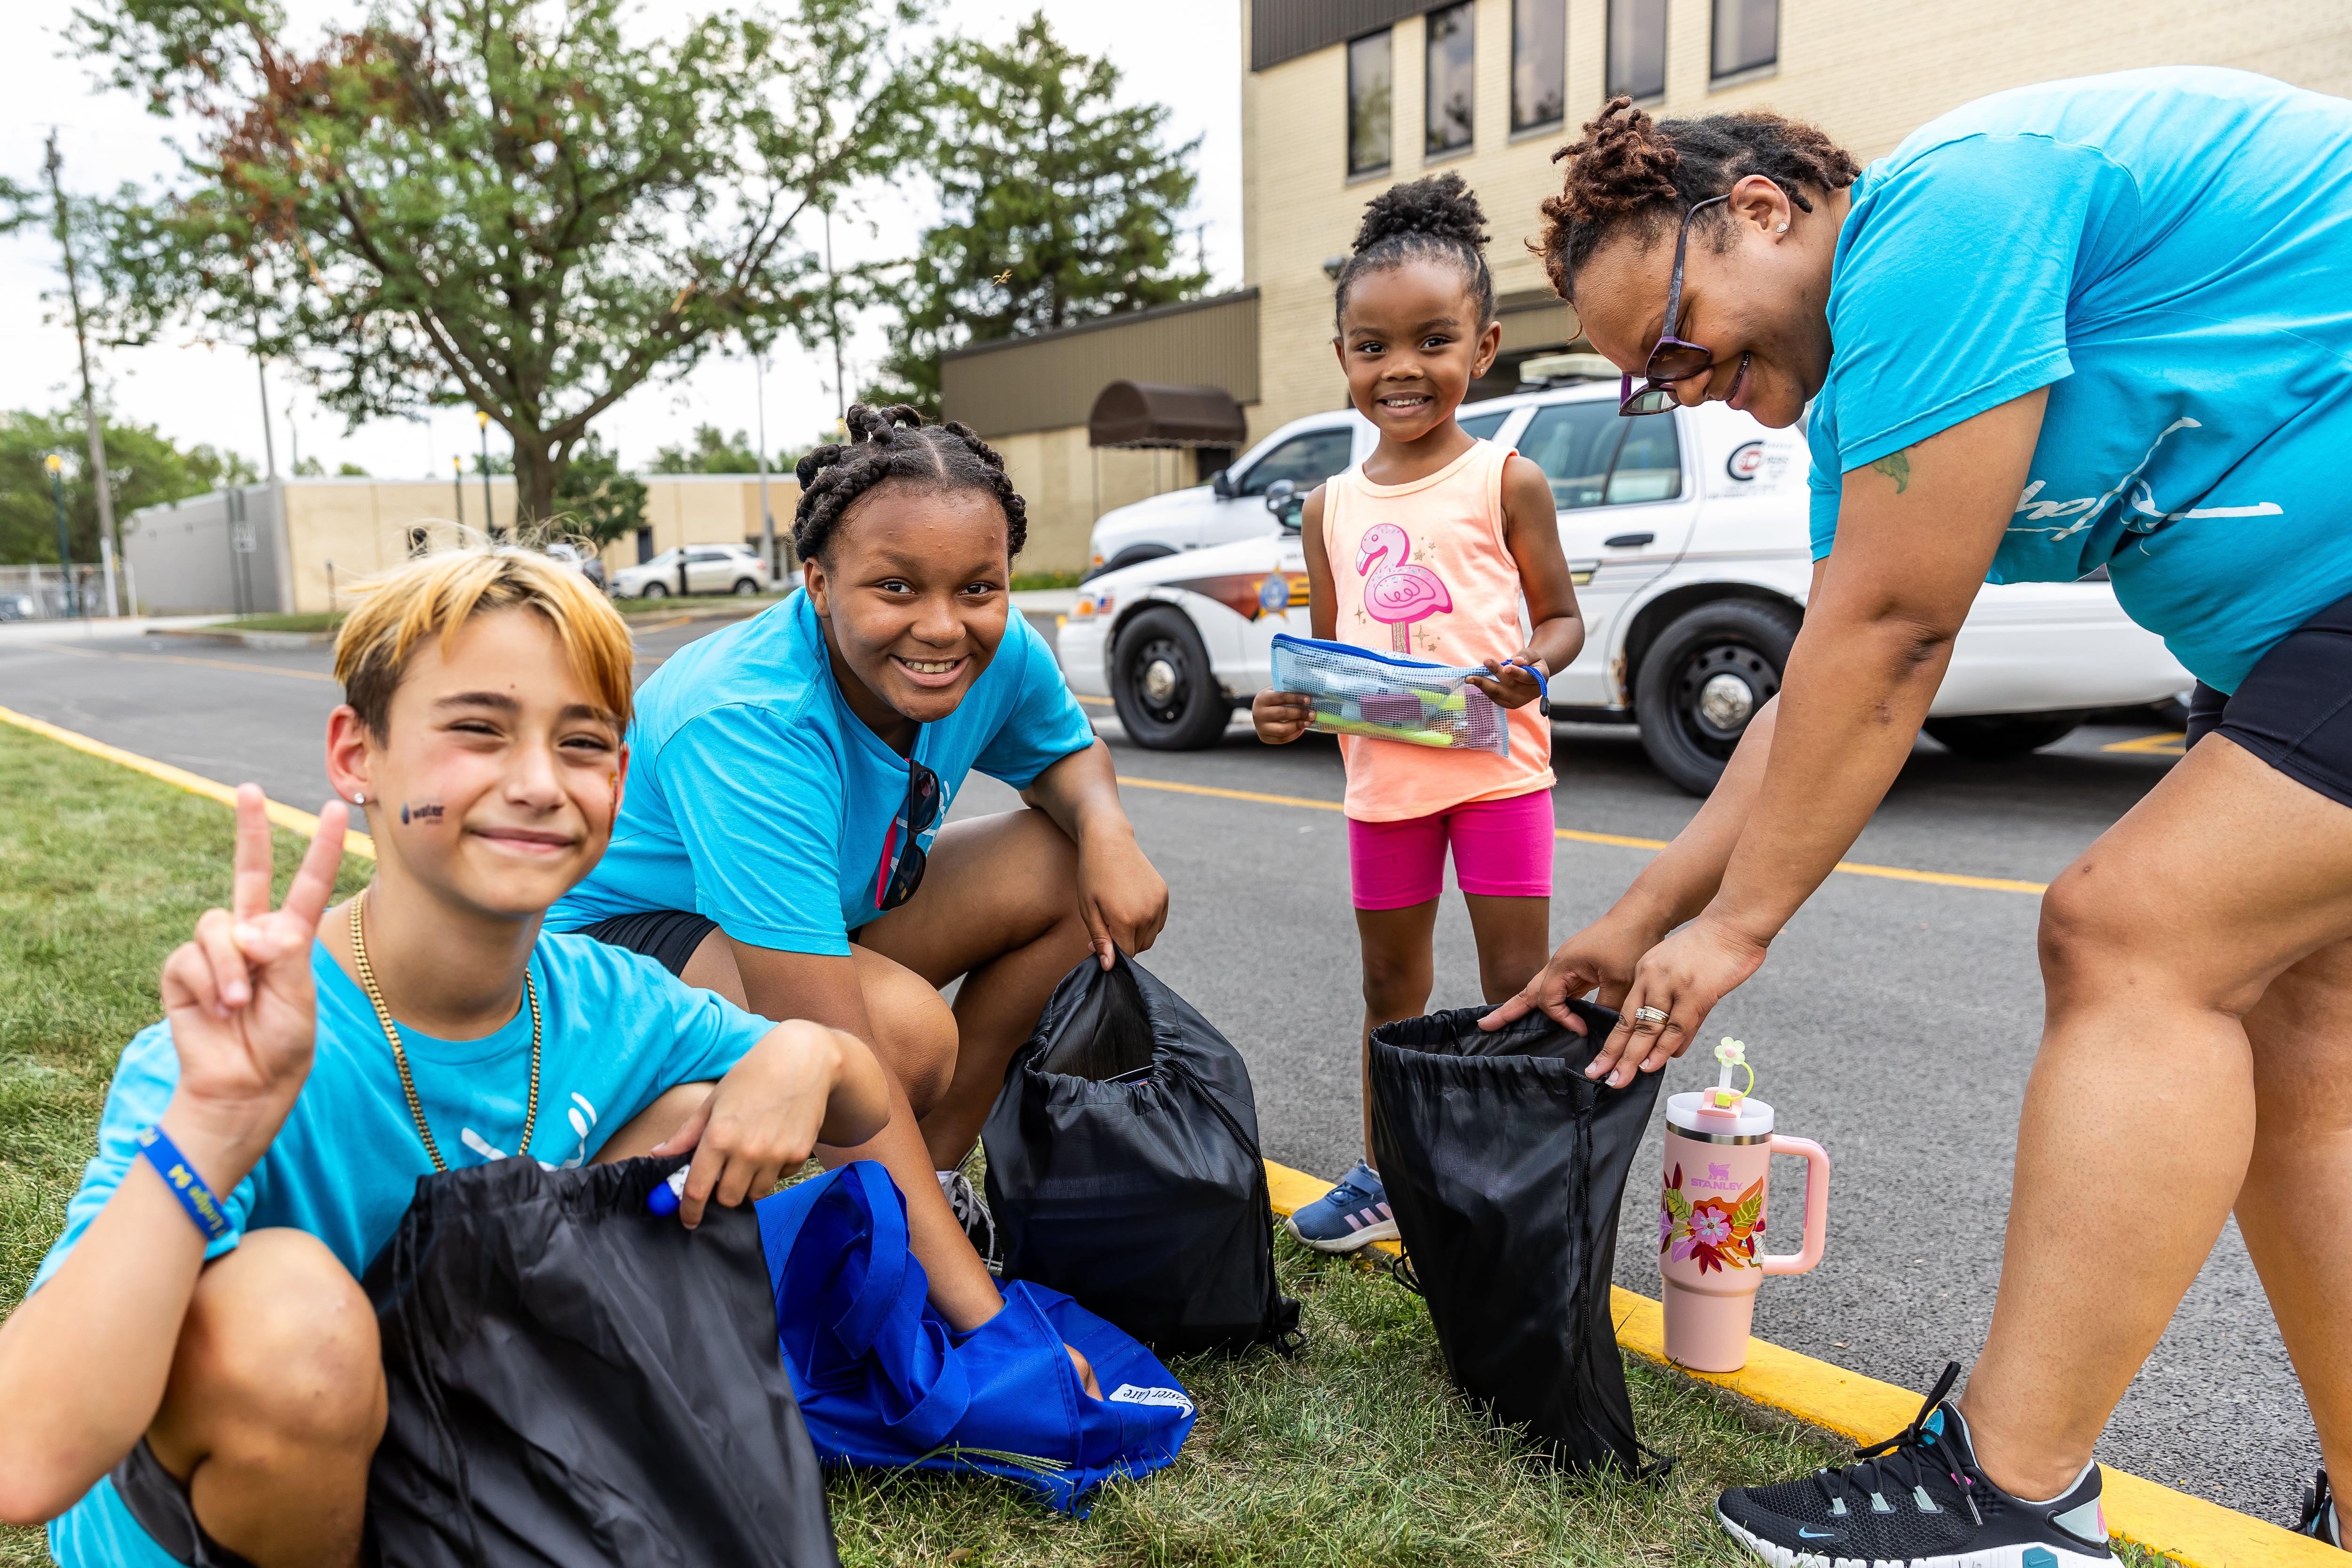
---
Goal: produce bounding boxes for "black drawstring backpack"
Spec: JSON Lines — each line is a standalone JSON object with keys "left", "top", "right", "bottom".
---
{"left": 364, "top": 1155, "right": 841, "bottom": 1568}
{"left": 982, "top": 951, "right": 1302, "bottom": 1357}
{"left": 1368, "top": 1001, "right": 1664, "bottom": 1472}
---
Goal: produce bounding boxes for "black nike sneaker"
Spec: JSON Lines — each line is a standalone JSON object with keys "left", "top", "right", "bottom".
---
{"left": 2295, "top": 1467, "right": 2344, "bottom": 1548}
{"left": 1716, "top": 1363, "right": 2115, "bottom": 1567}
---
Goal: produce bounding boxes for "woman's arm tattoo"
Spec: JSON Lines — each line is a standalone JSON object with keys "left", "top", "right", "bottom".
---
{"left": 1868, "top": 447, "right": 1915, "bottom": 493}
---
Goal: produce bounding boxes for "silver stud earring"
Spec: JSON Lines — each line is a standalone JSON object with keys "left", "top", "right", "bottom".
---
{"left": 1776, "top": 222, "right": 1789, "bottom": 233}
{"left": 353, "top": 791, "right": 365, "bottom": 804}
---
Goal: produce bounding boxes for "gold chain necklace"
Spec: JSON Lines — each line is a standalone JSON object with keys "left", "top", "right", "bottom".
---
{"left": 348, "top": 890, "right": 540, "bottom": 1173}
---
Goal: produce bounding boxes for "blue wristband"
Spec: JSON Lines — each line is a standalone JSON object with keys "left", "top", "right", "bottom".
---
{"left": 135, "top": 1125, "right": 235, "bottom": 1244}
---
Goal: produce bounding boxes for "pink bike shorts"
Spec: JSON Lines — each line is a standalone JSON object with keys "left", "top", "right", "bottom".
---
{"left": 1346, "top": 788, "right": 1556, "bottom": 910}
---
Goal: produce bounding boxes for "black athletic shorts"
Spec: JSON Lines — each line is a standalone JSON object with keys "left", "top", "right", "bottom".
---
{"left": 2184, "top": 588, "right": 2352, "bottom": 811}
{"left": 571, "top": 908, "right": 718, "bottom": 978}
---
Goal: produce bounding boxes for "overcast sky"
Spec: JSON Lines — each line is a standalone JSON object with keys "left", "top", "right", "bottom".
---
{"left": 0, "top": 0, "right": 1242, "bottom": 483}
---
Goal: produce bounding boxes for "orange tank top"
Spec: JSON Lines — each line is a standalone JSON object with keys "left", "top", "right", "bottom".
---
{"left": 1321, "top": 438, "right": 1554, "bottom": 821}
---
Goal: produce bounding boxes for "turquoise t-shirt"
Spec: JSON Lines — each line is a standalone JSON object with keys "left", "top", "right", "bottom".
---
{"left": 1806, "top": 67, "right": 2352, "bottom": 693}
{"left": 549, "top": 591, "right": 1097, "bottom": 955}
{"left": 38, "top": 932, "right": 773, "bottom": 1565}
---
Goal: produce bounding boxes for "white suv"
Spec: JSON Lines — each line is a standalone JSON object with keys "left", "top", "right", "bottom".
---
{"left": 1058, "top": 379, "right": 2191, "bottom": 795}
{"left": 1084, "top": 411, "right": 1375, "bottom": 577}
{"left": 611, "top": 543, "right": 771, "bottom": 599}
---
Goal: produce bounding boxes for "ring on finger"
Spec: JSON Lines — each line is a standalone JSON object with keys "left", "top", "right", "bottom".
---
{"left": 1633, "top": 1005, "right": 1671, "bottom": 1027}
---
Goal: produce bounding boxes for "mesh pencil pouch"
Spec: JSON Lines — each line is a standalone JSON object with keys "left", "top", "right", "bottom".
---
{"left": 1270, "top": 633, "right": 1509, "bottom": 757}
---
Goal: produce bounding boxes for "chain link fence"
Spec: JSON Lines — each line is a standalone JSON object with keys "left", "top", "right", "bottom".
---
{"left": 0, "top": 562, "right": 130, "bottom": 621}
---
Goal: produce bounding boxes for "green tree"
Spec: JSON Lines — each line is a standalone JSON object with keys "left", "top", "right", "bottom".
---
{"left": 550, "top": 432, "right": 647, "bottom": 548}
{"left": 0, "top": 411, "right": 254, "bottom": 564}
{"left": 649, "top": 424, "right": 781, "bottom": 474}
{"left": 867, "top": 12, "right": 1209, "bottom": 413}
{"left": 73, "top": 0, "right": 930, "bottom": 523}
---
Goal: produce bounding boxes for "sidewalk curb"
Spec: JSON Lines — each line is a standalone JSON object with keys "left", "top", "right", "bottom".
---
{"left": 150, "top": 626, "right": 336, "bottom": 649}
{"left": 1264, "top": 1158, "right": 2327, "bottom": 1568}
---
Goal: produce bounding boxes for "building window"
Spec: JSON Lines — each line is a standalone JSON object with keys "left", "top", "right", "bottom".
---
{"left": 1712, "top": 0, "right": 1777, "bottom": 78}
{"left": 1606, "top": 0, "right": 1667, "bottom": 101}
{"left": 1511, "top": 0, "right": 1565, "bottom": 132}
{"left": 1425, "top": 2, "right": 1475, "bottom": 157}
{"left": 1347, "top": 30, "right": 1392, "bottom": 175}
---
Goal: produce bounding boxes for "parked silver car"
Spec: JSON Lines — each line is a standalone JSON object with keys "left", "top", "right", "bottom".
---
{"left": 610, "top": 543, "right": 771, "bottom": 599}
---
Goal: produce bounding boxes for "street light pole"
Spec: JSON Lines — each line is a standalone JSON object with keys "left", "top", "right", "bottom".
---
{"left": 476, "top": 411, "right": 497, "bottom": 541}
{"left": 45, "top": 453, "right": 76, "bottom": 618}
{"left": 755, "top": 353, "right": 776, "bottom": 579}
{"left": 452, "top": 454, "right": 465, "bottom": 535}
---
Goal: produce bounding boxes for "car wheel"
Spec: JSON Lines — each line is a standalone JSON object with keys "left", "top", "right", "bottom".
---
{"left": 732, "top": 577, "right": 759, "bottom": 596}
{"left": 638, "top": 581, "right": 667, "bottom": 599}
{"left": 1110, "top": 607, "right": 1231, "bottom": 750}
{"left": 1634, "top": 598, "right": 1800, "bottom": 797}
{"left": 1923, "top": 713, "right": 2084, "bottom": 760}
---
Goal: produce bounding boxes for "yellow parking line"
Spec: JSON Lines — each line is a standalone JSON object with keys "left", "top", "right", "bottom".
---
{"left": 32, "top": 643, "right": 337, "bottom": 682}
{"left": 0, "top": 706, "right": 377, "bottom": 860}
{"left": 1075, "top": 693, "right": 1115, "bottom": 708}
{"left": 1115, "top": 774, "right": 2050, "bottom": 896}
{"left": 1262, "top": 1158, "right": 2328, "bottom": 1568}
{"left": 2104, "top": 730, "right": 2187, "bottom": 755}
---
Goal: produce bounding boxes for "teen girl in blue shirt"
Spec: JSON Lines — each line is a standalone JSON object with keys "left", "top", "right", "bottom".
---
{"left": 1489, "top": 68, "right": 2352, "bottom": 1563}
{"left": 556, "top": 406, "right": 1170, "bottom": 1340}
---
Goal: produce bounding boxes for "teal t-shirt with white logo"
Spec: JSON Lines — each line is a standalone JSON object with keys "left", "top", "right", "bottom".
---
{"left": 1806, "top": 67, "right": 2352, "bottom": 692}
{"left": 38, "top": 934, "right": 772, "bottom": 1568}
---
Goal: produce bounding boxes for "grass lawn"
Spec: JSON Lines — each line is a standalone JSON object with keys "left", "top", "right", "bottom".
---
{"left": 203, "top": 611, "right": 346, "bottom": 634}
{"left": 0, "top": 724, "right": 2178, "bottom": 1567}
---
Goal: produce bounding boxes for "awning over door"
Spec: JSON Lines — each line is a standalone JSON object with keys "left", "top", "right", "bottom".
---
{"left": 1087, "top": 381, "right": 1248, "bottom": 449}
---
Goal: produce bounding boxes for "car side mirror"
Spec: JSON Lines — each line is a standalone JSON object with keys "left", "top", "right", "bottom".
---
{"left": 1210, "top": 468, "right": 1235, "bottom": 499}
{"left": 1263, "top": 478, "right": 1303, "bottom": 531}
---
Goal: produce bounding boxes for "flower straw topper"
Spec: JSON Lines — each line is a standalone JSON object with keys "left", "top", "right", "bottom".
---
{"left": 1710, "top": 1037, "right": 1754, "bottom": 1110}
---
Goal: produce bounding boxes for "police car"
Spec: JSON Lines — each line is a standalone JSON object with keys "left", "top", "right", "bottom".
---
{"left": 1058, "top": 373, "right": 2190, "bottom": 795}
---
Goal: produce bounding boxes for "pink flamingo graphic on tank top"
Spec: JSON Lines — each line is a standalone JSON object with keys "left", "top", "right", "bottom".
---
{"left": 1355, "top": 522, "right": 1453, "bottom": 653}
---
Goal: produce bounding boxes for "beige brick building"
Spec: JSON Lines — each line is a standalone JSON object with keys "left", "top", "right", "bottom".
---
{"left": 1241, "top": 0, "right": 2352, "bottom": 439}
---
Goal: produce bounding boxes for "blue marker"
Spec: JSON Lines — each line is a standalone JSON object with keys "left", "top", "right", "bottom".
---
{"left": 646, "top": 1166, "right": 690, "bottom": 1217}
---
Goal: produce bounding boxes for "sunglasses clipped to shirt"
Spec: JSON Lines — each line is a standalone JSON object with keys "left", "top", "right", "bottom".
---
{"left": 874, "top": 754, "right": 943, "bottom": 912}
{"left": 1618, "top": 192, "right": 1731, "bottom": 417}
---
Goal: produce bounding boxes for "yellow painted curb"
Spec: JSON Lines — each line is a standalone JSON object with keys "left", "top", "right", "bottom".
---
{"left": 1263, "top": 1157, "right": 2326, "bottom": 1568}
{"left": 1116, "top": 773, "right": 2049, "bottom": 896}
{"left": 0, "top": 706, "right": 376, "bottom": 862}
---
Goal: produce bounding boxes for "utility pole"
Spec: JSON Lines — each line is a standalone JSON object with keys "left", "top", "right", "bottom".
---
{"left": 44, "top": 453, "right": 77, "bottom": 618}
{"left": 824, "top": 207, "right": 846, "bottom": 421}
{"left": 286, "top": 402, "right": 299, "bottom": 474}
{"left": 254, "top": 310, "right": 277, "bottom": 479}
{"left": 476, "top": 411, "right": 497, "bottom": 541}
{"left": 754, "top": 352, "right": 777, "bottom": 579}
{"left": 45, "top": 131, "right": 117, "bottom": 615}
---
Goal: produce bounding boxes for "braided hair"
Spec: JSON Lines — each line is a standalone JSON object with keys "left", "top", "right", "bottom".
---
{"left": 1333, "top": 170, "right": 1495, "bottom": 329}
{"left": 1534, "top": 96, "right": 1859, "bottom": 301}
{"left": 792, "top": 404, "right": 1029, "bottom": 562}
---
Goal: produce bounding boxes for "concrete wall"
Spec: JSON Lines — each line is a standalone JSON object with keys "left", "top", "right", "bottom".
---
{"left": 122, "top": 486, "right": 290, "bottom": 615}
{"left": 1240, "top": 0, "right": 2352, "bottom": 436}
{"left": 127, "top": 474, "right": 800, "bottom": 614}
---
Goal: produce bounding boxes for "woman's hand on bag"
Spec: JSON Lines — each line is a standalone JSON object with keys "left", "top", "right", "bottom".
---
{"left": 1077, "top": 825, "right": 1170, "bottom": 969}
{"left": 159, "top": 788, "right": 348, "bottom": 1184}
{"left": 1252, "top": 688, "right": 1312, "bottom": 744}
{"left": 1583, "top": 913, "right": 1771, "bottom": 1089}
{"left": 1479, "top": 908, "right": 1660, "bottom": 1034}
{"left": 657, "top": 1020, "right": 877, "bottom": 1227}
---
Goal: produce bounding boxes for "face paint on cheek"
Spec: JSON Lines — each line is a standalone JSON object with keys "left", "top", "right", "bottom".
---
{"left": 398, "top": 800, "right": 446, "bottom": 827}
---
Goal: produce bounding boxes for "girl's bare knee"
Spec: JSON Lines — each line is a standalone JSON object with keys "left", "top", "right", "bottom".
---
{"left": 861, "top": 958, "right": 959, "bottom": 1114}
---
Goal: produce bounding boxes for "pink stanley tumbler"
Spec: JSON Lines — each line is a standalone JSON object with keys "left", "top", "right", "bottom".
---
{"left": 1657, "top": 1039, "right": 1830, "bottom": 1373}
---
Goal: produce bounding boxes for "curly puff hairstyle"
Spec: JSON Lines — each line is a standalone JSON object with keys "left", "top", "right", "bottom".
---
{"left": 792, "top": 403, "right": 1028, "bottom": 562}
{"left": 1533, "top": 97, "right": 1859, "bottom": 302}
{"left": 1333, "top": 170, "right": 1495, "bottom": 329}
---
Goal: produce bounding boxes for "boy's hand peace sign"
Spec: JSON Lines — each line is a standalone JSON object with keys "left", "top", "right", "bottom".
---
{"left": 158, "top": 787, "right": 348, "bottom": 1184}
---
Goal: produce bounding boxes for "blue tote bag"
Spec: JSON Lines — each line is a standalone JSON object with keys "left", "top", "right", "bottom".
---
{"left": 755, "top": 1162, "right": 1198, "bottom": 1512}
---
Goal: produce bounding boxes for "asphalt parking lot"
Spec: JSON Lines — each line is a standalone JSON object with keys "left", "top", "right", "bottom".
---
{"left": 0, "top": 607, "right": 2305, "bottom": 1522}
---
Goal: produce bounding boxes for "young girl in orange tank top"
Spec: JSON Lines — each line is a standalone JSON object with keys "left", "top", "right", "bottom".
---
{"left": 1252, "top": 173, "right": 1587, "bottom": 1252}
